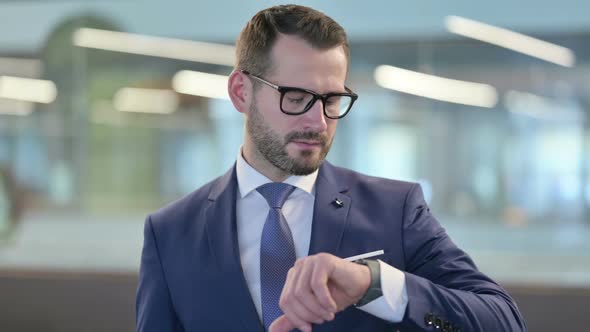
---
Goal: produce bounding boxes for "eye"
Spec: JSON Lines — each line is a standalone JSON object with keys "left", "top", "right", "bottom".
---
{"left": 284, "top": 90, "right": 310, "bottom": 105}
{"left": 326, "top": 96, "right": 342, "bottom": 106}
{"left": 287, "top": 96, "right": 305, "bottom": 104}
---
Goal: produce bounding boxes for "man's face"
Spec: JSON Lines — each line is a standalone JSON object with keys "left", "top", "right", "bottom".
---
{"left": 244, "top": 34, "right": 348, "bottom": 178}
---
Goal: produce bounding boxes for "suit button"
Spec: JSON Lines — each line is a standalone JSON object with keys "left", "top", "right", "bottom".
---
{"left": 442, "top": 321, "right": 452, "bottom": 332}
{"left": 434, "top": 316, "right": 443, "bottom": 329}
{"left": 424, "top": 312, "right": 434, "bottom": 325}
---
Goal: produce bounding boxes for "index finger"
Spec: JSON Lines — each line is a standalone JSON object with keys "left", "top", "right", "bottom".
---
{"left": 310, "top": 259, "right": 337, "bottom": 313}
{"left": 269, "top": 315, "right": 298, "bottom": 332}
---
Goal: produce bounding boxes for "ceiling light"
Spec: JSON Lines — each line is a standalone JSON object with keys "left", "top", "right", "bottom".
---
{"left": 73, "top": 28, "right": 235, "bottom": 66}
{"left": 0, "top": 76, "right": 57, "bottom": 104}
{"left": 374, "top": 65, "right": 498, "bottom": 108}
{"left": 172, "top": 70, "right": 229, "bottom": 100}
{"left": 113, "top": 87, "right": 179, "bottom": 114}
{"left": 445, "top": 16, "right": 575, "bottom": 67}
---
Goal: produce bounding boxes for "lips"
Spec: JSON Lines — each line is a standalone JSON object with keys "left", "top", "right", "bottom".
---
{"left": 291, "top": 140, "right": 321, "bottom": 145}
{"left": 286, "top": 131, "right": 327, "bottom": 148}
{"left": 290, "top": 140, "right": 323, "bottom": 151}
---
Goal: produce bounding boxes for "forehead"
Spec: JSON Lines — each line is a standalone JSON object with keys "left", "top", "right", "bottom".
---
{"left": 267, "top": 34, "right": 348, "bottom": 90}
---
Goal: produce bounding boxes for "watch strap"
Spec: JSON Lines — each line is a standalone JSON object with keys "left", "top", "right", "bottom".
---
{"left": 354, "top": 259, "right": 382, "bottom": 307}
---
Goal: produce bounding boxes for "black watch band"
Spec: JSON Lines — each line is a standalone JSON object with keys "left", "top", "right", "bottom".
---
{"left": 353, "top": 259, "right": 382, "bottom": 307}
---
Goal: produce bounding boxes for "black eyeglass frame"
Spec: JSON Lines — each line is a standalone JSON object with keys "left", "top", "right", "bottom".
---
{"left": 241, "top": 70, "right": 358, "bottom": 119}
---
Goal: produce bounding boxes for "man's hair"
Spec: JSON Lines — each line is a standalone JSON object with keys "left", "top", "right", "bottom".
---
{"left": 235, "top": 4, "right": 350, "bottom": 77}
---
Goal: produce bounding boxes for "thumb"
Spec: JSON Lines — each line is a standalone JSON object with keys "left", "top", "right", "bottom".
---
{"left": 269, "top": 315, "right": 297, "bottom": 332}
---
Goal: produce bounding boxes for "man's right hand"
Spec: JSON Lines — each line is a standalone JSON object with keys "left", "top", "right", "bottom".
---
{"left": 268, "top": 252, "right": 371, "bottom": 332}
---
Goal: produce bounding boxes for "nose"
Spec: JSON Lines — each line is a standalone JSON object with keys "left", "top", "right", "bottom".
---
{"left": 301, "top": 98, "right": 328, "bottom": 132}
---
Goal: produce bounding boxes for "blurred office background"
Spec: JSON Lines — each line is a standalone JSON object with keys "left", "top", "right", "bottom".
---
{"left": 0, "top": 0, "right": 589, "bottom": 331}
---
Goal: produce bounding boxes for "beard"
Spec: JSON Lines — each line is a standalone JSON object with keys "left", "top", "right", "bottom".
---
{"left": 246, "top": 101, "right": 333, "bottom": 176}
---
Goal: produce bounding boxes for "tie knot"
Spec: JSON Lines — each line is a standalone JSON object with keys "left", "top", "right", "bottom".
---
{"left": 256, "top": 183, "right": 296, "bottom": 209}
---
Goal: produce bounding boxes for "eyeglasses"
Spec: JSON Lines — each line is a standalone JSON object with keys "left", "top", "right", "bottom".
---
{"left": 241, "top": 70, "right": 358, "bottom": 119}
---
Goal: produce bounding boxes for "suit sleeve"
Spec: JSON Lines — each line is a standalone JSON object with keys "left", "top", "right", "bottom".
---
{"left": 399, "top": 184, "right": 527, "bottom": 331}
{"left": 136, "top": 216, "right": 184, "bottom": 332}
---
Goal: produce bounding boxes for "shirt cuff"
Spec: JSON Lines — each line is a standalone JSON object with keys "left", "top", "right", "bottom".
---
{"left": 356, "top": 259, "right": 408, "bottom": 322}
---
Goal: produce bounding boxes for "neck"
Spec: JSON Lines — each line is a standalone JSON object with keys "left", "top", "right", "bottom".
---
{"left": 242, "top": 143, "right": 290, "bottom": 183}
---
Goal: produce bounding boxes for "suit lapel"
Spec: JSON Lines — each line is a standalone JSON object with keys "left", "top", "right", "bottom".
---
{"left": 203, "top": 162, "right": 352, "bottom": 331}
{"left": 205, "top": 166, "right": 264, "bottom": 332}
{"left": 308, "top": 162, "right": 352, "bottom": 257}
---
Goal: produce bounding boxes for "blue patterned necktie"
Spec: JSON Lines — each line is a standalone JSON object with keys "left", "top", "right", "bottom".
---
{"left": 257, "top": 182, "right": 297, "bottom": 331}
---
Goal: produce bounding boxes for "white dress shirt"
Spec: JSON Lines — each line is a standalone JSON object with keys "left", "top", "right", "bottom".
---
{"left": 235, "top": 149, "right": 408, "bottom": 323}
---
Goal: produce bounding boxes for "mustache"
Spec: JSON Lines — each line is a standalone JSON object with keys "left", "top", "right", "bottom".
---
{"left": 285, "top": 131, "right": 328, "bottom": 145}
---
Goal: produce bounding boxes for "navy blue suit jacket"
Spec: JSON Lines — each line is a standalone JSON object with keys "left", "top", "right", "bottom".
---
{"left": 136, "top": 161, "right": 526, "bottom": 331}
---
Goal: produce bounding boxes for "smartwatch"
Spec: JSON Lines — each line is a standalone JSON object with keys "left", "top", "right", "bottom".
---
{"left": 353, "top": 259, "right": 382, "bottom": 307}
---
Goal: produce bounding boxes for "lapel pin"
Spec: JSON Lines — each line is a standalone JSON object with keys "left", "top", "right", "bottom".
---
{"left": 332, "top": 198, "right": 344, "bottom": 208}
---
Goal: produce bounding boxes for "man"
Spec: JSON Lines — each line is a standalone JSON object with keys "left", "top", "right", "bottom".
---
{"left": 136, "top": 5, "right": 527, "bottom": 332}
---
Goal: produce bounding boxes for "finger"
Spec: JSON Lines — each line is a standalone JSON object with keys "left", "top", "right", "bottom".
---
{"left": 269, "top": 315, "right": 297, "bottom": 332}
{"left": 279, "top": 261, "right": 300, "bottom": 314}
{"left": 310, "top": 257, "right": 337, "bottom": 315}
{"left": 292, "top": 258, "right": 333, "bottom": 322}
{"left": 280, "top": 263, "right": 321, "bottom": 328}
{"left": 306, "top": 259, "right": 337, "bottom": 320}
{"left": 281, "top": 297, "right": 322, "bottom": 328}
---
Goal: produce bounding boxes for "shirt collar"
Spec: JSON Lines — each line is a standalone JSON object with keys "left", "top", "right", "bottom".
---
{"left": 236, "top": 147, "right": 318, "bottom": 198}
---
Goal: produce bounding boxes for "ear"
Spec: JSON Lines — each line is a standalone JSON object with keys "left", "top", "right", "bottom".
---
{"left": 228, "top": 70, "right": 252, "bottom": 114}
